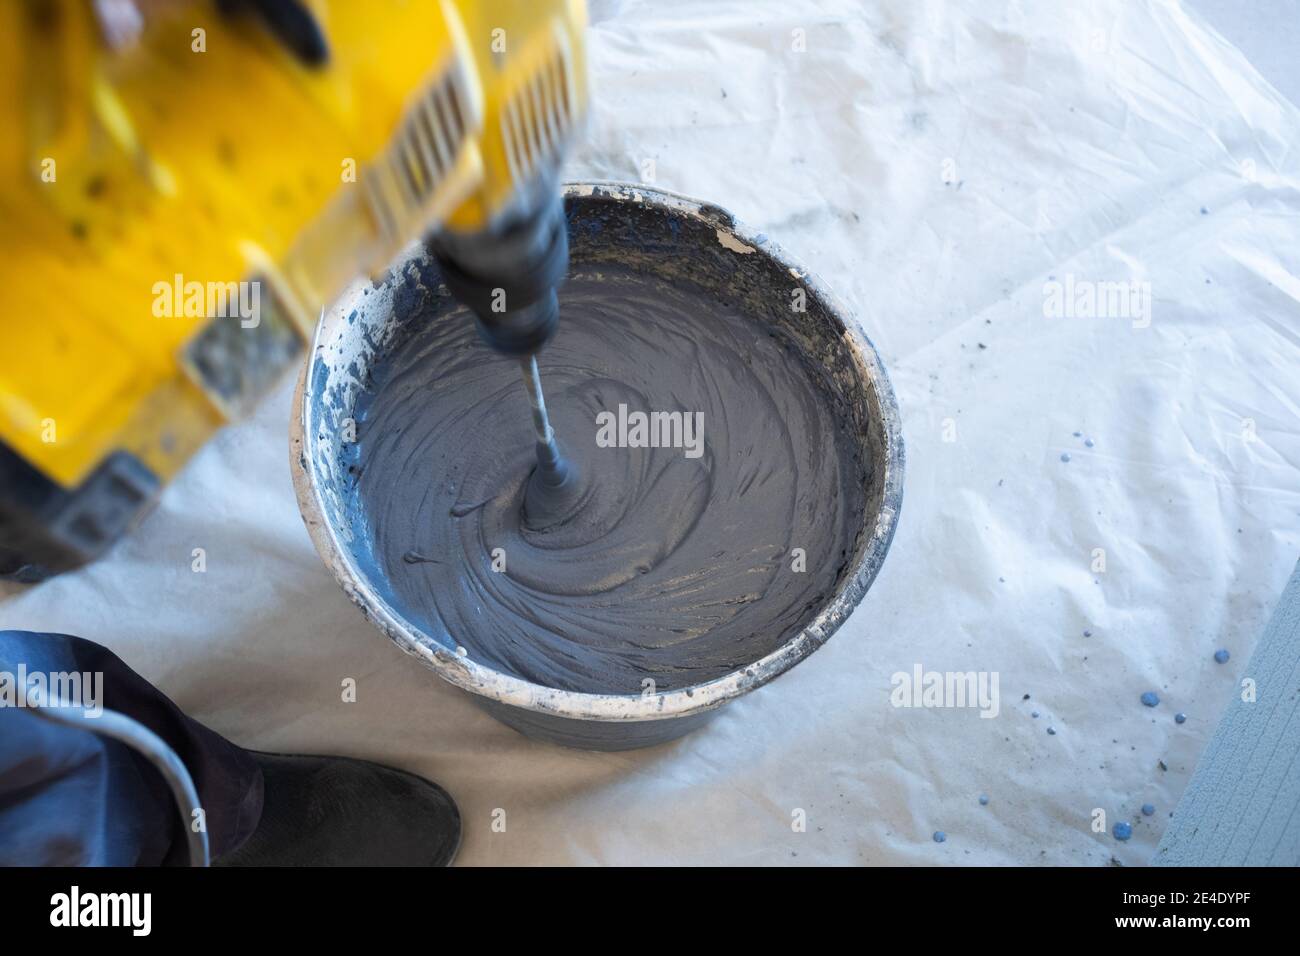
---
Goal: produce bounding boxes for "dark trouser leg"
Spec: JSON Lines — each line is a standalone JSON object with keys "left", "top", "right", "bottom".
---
{"left": 0, "top": 630, "right": 263, "bottom": 866}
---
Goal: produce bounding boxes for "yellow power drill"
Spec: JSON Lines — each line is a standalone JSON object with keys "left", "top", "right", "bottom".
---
{"left": 0, "top": 0, "right": 588, "bottom": 581}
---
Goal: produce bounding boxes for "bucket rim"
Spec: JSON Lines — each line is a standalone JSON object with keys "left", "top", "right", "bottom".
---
{"left": 290, "top": 180, "right": 904, "bottom": 722}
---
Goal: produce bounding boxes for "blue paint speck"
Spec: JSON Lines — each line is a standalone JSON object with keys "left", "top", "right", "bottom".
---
{"left": 1083, "top": 629, "right": 1092, "bottom": 637}
{"left": 1142, "top": 803, "right": 1155, "bottom": 816}
{"left": 1060, "top": 452, "right": 1071, "bottom": 463}
{"left": 1141, "top": 691, "right": 1160, "bottom": 707}
{"left": 1032, "top": 710, "right": 1040, "bottom": 718}
{"left": 979, "top": 794, "right": 989, "bottom": 806}
{"left": 1175, "top": 712, "right": 1187, "bottom": 724}
{"left": 1085, "top": 438, "right": 1094, "bottom": 448}
{"left": 1214, "top": 648, "right": 1230, "bottom": 664}
{"left": 1073, "top": 431, "right": 1082, "bottom": 438}
{"left": 1113, "top": 821, "right": 1132, "bottom": 841}
{"left": 933, "top": 831, "right": 946, "bottom": 843}
{"left": 1047, "top": 726, "right": 1057, "bottom": 735}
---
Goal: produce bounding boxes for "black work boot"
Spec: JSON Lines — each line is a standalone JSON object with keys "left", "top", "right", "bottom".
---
{"left": 216, "top": 753, "right": 461, "bottom": 867}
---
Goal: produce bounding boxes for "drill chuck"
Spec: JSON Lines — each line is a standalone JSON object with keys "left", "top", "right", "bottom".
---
{"left": 431, "top": 192, "right": 568, "bottom": 355}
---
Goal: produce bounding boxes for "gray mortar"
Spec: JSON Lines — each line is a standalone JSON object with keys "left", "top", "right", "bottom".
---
{"left": 290, "top": 183, "right": 904, "bottom": 750}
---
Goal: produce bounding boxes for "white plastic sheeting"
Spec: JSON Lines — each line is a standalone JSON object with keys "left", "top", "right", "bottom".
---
{"left": 3, "top": 0, "right": 1299, "bottom": 865}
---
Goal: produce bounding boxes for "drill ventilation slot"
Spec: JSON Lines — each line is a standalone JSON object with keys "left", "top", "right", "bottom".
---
{"left": 364, "top": 60, "right": 477, "bottom": 239}
{"left": 501, "top": 28, "right": 577, "bottom": 184}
